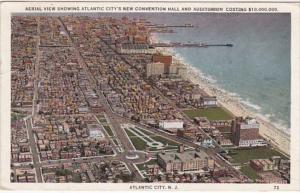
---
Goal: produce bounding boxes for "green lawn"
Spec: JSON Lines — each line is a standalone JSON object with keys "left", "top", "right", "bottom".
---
{"left": 134, "top": 128, "right": 156, "bottom": 137}
{"left": 130, "top": 137, "right": 148, "bottom": 151}
{"left": 97, "top": 114, "right": 105, "bottom": 118}
{"left": 11, "top": 112, "right": 26, "bottom": 122}
{"left": 113, "top": 139, "right": 119, "bottom": 146}
{"left": 124, "top": 128, "right": 137, "bottom": 137}
{"left": 240, "top": 165, "right": 259, "bottom": 181}
{"left": 229, "top": 147, "right": 285, "bottom": 163}
{"left": 103, "top": 125, "right": 114, "bottom": 137}
{"left": 99, "top": 119, "right": 107, "bottom": 123}
{"left": 151, "top": 136, "right": 180, "bottom": 147}
{"left": 149, "top": 145, "right": 178, "bottom": 151}
{"left": 130, "top": 128, "right": 153, "bottom": 142}
{"left": 55, "top": 169, "right": 72, "bottom": 176}
{"left": 183, "top": 107, "right": 233, "bottom": 120}
{"left": 96, "top": 115, "right": 106, "bottom": 121}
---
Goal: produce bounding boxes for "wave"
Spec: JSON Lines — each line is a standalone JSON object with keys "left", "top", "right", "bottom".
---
{"left": 240, "top": 98, "right": 262, "bottom": 111}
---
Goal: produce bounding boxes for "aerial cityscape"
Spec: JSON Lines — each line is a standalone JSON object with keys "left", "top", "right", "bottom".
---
{"left": 11, "top": 14, "right": 290, "bottom": 184}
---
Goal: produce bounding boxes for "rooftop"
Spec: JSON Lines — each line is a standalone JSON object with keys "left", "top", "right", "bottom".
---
{"left": 158, "top": 150, "right": 209, "bottom": 163}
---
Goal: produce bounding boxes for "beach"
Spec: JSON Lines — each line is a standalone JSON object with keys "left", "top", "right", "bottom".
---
{"left": 151, "top": 35, "right": 290, "bottom": 156}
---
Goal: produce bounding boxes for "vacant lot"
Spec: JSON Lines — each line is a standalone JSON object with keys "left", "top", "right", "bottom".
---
{"left": 229, "top": 147, "right": 285, "bottom": 163}
{"left": 183, "top": 107, "right": 233, "bottom": 120}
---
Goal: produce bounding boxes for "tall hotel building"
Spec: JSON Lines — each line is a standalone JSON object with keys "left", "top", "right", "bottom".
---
{"left": 231, "top": 117, "right": 266, "bottom": 147}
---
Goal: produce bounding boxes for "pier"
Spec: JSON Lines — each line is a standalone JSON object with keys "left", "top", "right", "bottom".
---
{"left": 146, "top": 23, "right": 194, "bottom": 28}
{"left": 39, "top": 45, "right": 72, "bottom": 48}
{"left": 153, "top": 42, "right": 233, "bottom": 48}
{"left": 147, "top": 23, "right": 194, "bottom": 33}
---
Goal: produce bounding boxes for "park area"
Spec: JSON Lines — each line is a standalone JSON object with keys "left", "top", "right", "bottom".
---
{"left": 228, "top": 147, "right": 286, "bottom": 164}
{"left": 11, "top": 112, "right": 26, "bottom": 122}
{"left": 183, "top": 107, "right": 233, "bottom": 120}
{"left": 123, "top": 124, "right": 181, "bottom": 152}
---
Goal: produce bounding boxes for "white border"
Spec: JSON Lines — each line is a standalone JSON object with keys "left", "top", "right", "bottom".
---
{"left": 1, "top": 1, "right": 300, "bottom": 191}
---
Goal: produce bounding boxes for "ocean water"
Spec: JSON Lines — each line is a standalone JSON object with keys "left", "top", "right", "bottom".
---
{"left": 135, "top": 13, "right": 291, "bottom": 130}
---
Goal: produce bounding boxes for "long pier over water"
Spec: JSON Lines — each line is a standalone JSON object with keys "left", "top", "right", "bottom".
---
{"left": 152, "top": 42, "right": 233, "bottom": 48}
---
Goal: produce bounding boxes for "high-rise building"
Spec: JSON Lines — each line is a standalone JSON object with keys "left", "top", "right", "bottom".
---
{"left": 146, "top": 62, "right": 165, "bottom": 77}
{"left": 152, "top": 54, "right": 172, "bottom": 65}
{"left": 152, "top": 54, "right": 172, "bottom": 73}
{"left": 177, "top": 66, "right": 188, "bottom": 80}
{"left": 169, "top": 63, "right": 179, "bottom": 74}
{"left": 231, "top": 117, "right": 266, "bottom": 147}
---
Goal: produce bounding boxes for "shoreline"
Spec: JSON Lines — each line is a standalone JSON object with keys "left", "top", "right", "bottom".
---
{"left": 150, "top": 34, "right": 290, "bottom": 156}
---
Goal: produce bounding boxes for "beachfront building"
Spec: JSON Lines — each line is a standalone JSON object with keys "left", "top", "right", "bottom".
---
{"left": 176, "top": 66, "right": 188, "bottom": 80}
{"left": 152, "top": 54, "right": 188, "bottom": 79}
{"left": 153, "top": 54, "right": 172, "bottom": 72}
{"left": 168, "top": 63, "right": 188, "bottom": 79}
{"left": 200, "top": 96, "right": 218, "bottom": 107}
{"left": 231, "top": 117, "right": 267, "bottom": 147}
{"left": 146, "top": 62, "right": 165, "bottom": 77}
{"left": 153, "top": 54, "right": 172, "bottom": 65}
{"left": 157, "top": 149, "right": 214, "bottom": 173}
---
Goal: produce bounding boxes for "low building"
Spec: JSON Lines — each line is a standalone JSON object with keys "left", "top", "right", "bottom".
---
{"left": 194, "top": 117, "right": 211, "bottom": 129}
{"left": 120, "top": 43, "right": 156, "bottom": 54}
{"left": 218, "top": 138, "right": 233, "bottom": 146}
{"left": 159, "top": 120, "right": 184, "bottom": 132}
{"left": 177, "top": 127, "right": 202, "bottom": 141}
{"left": 250, "top": 159, "right": 275, "bottom": 172}
{"left": 257, "top": 172, "right": 287, "bottom": 183}
{"left": 201, "top": 138, "right": 214, "bottom": 148}
{"left": 200, "top": 96, "right": 217, "bottom": 107}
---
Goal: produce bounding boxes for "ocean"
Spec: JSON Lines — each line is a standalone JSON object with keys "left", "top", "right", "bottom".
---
{"left": 137, "top": 13, "right": 291, "bottom": 130}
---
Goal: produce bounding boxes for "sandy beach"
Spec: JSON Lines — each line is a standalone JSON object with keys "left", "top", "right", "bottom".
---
{"left": 150, "top": 35, "right": 290, "bottom": 156}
